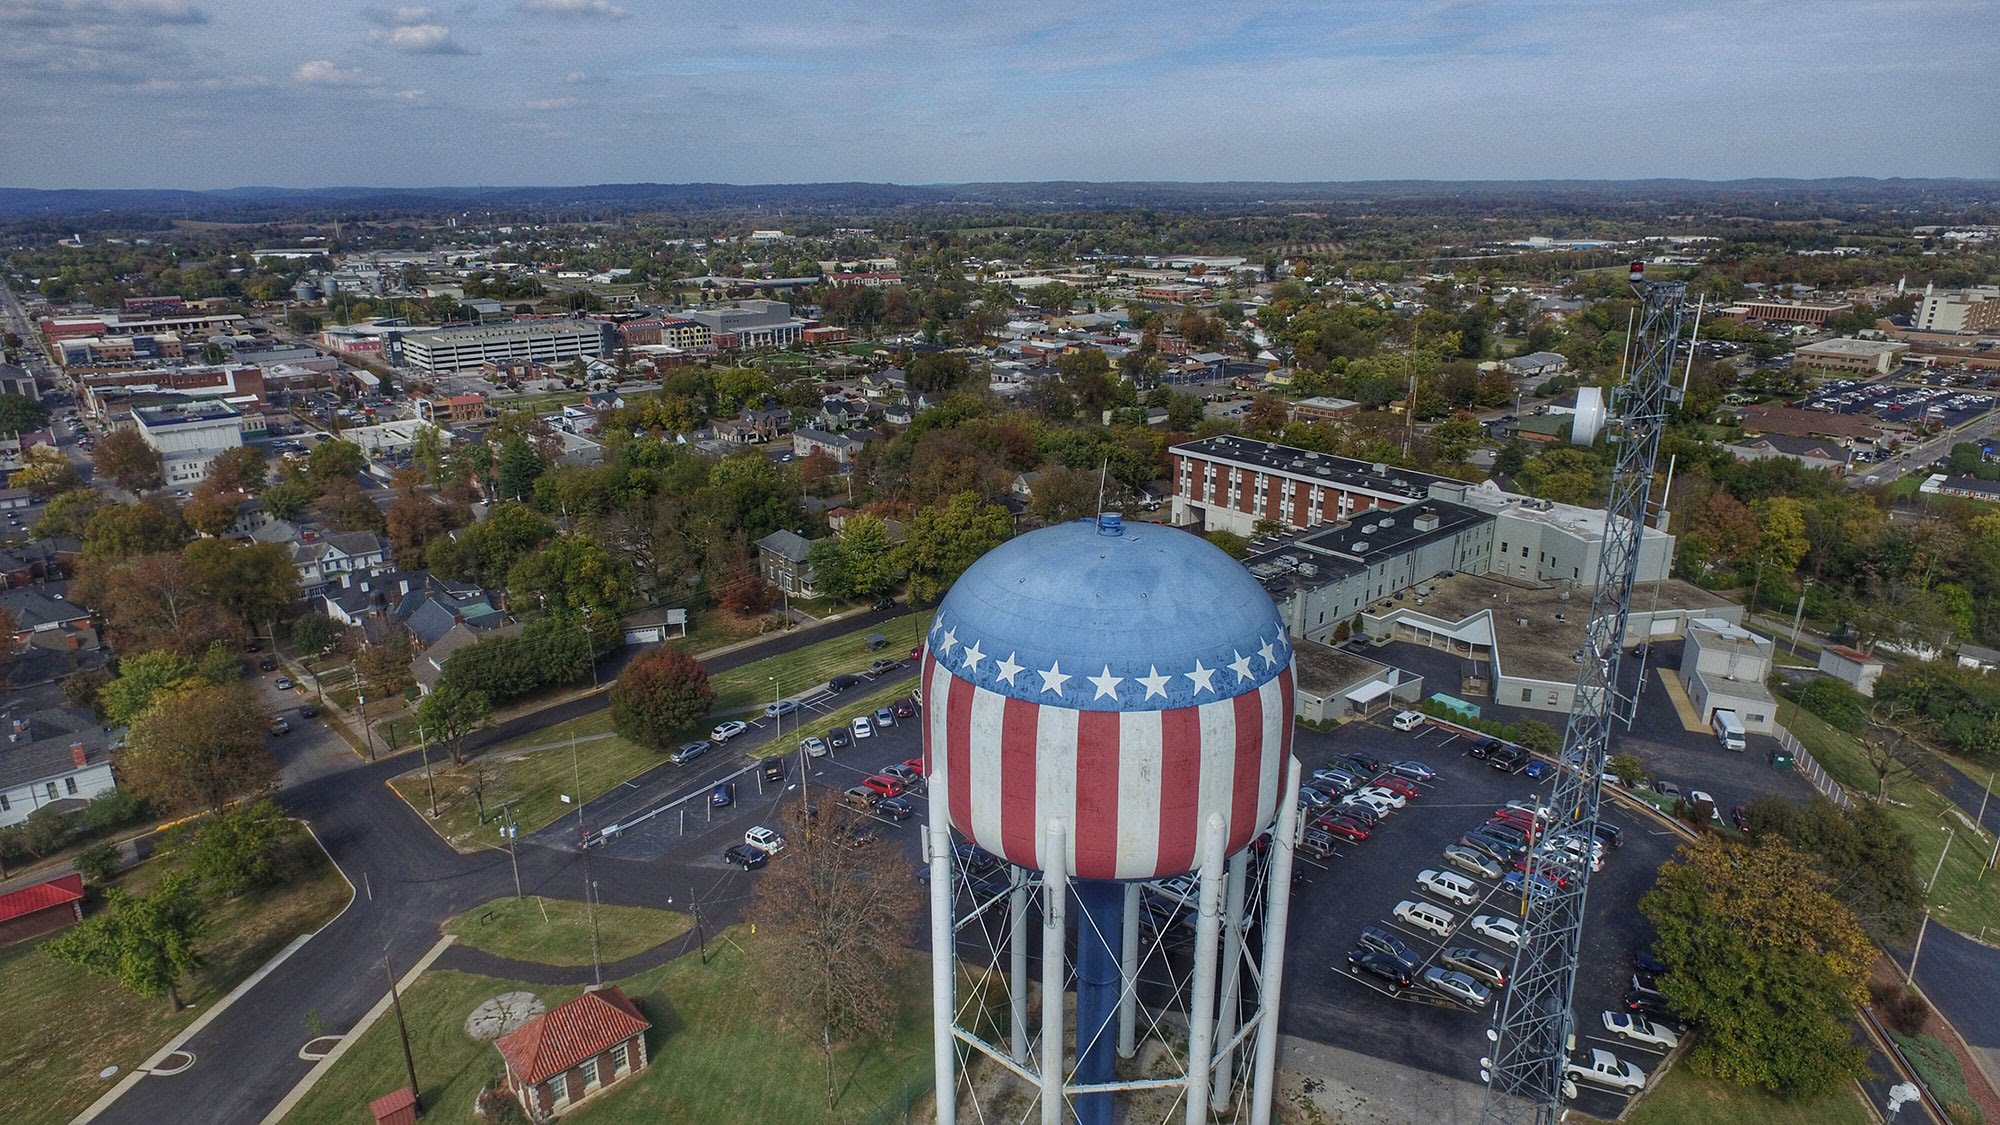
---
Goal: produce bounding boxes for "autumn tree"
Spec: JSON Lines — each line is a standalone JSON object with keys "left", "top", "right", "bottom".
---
{"left": 80, "top": 499, "right": 189, "bottom": 561}
{"left": 34, "top": 488, "right": 106, "bottom": 539}
{"left": 92, "top": 550, "right": 237, "bottom": 655}
{"left": 313, "top": 476, "right": 386, "bottom": 533}
{"left": 100, "top": 650, "right": 204, "bottom": 726}
{"left": 609, "top": 647, "right": 715, "bottom": 749}
{"left": 355, "top": 631, "right": 416, "bottom": 700}
{"left": 1748, "top": 495, "right": 1809, "bottom": 612}
{"left": 306, "top": 438, "right": 367, "bottom": 483}
{"left": 94, "top": 427, "right": 164, "bottom": 492}
{"left": 203, "top": 445, "right": 268, "bottom": 493}
{"left": 117, "top": 683, "right": 275, "bottom": 812}
{"left": 184, "top": 538, "right": 299, "bottom": 632}
{"left": 751, "top": 809, "right": 923, "bottom": 1106}
{"left": 45, "top": 874, "right": 208, "bottom": 1011}
{"left": 9, "top": 445, "right": 81, "bottom": 496}
{"left": 181, "top": 483, "right": 244, "bottom": 537}
{"left": 1640, "top": 834, "right": 1873, "bottom": 1096}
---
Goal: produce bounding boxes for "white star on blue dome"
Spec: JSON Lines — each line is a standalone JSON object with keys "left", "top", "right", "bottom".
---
{"left": 1089, "top": 666, "right": 1123, "bottom": 700}
{"left": 1230, "top": 650, "right": 1255, "bottom": 683}
{"left": 1186, "top": 660, "right": 1216, "bottom": 694}
{"left": 1038, "top": 660, "right": 1071, "bottom": 696}
{"left": 994, "top": 651, "right": 1022, "bottom": 685}
{"left": 960, "top": 639, "right": 985, "bottom": 671}
{"left": 1138, "top": 666, "right": 1171, "bottom": 700}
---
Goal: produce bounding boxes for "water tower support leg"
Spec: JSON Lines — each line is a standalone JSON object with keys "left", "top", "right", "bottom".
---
{"left": 1185, "top": 814, "right": 1228, "bottom": 1125}
{"left": 928, "top": 815, "right": 958, "bottom": 1125}
{"left": 1011, "top": 866, "right": 1031, "bottom": 1065}
{"left": 1210, "top": 849, "right": 1250, "bottom": 1112}
{"left": 1041, "top": 820, "right": 1069, "bottom": 1125}
{"left": 1249, "top": 757, "right": 1303, "bottom": 1125}
{"left": 1118, "top": 880, "right": 1141, "bottom": 1059}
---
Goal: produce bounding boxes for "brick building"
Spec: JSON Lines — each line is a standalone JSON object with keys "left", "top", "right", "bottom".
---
{"left": 495, "top": 986, "right": 651, "bottom": 1121}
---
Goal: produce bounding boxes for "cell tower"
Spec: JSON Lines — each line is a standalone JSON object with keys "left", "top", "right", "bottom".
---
{"left": 923, "top": 513, "right": 1303, "bottom": 1125}
{"left": 1481, "top": 262, "right": 1697, "bottom": 1121}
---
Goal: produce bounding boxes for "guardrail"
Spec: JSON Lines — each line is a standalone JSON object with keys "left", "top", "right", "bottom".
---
{"left": 1774, "top": 724, "right": 1852, "bottom": 809}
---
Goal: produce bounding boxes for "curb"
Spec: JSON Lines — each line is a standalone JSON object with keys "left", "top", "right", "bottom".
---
{"left": 256, "top": 935, "right": 457, "bottom": 1125}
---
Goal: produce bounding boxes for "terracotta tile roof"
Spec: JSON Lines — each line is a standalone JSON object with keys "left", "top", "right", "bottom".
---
{"left": 0, "top": 872, "right": 83, "bottom": 923}
{"left": 495, "top": 986, "right": 650, "bottom": 1087}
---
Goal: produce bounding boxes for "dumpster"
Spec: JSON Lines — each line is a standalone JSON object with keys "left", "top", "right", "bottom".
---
{"left": 1769, "top": 747, "right": 1795, "bottom": 770}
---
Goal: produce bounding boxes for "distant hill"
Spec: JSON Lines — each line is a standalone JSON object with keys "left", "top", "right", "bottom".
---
{"left": 1, "top": 178, "right": 1994, "bottom": 220}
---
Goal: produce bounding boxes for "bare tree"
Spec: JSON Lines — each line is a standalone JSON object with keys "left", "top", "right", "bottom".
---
{"left": 1861, "top": 699, "right": 1938, "bottom": 802}
{"left": 750, "top": 808, "right": 923, "bottom": 1108}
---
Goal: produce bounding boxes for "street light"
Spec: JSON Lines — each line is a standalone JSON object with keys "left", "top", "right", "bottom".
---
{"left": 1910, "top": 826, "right": 1956, "bottom": 985}
{"left": 1928, "top": 825, "right": 1956, "bottom": 892}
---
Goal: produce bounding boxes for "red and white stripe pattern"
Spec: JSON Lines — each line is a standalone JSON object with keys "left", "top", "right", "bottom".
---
{"left": 922, "top": 650, "right": 1293, "bottom": 881}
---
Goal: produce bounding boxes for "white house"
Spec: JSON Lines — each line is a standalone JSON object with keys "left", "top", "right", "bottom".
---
{"left": 0, "top": 706, "right": 119, "bottom": 828}
{"left": 291, "top": 530, "right": 391, "bottom": 591}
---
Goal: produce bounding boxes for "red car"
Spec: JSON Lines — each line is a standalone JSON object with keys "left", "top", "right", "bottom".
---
{"left": 1373, "top": 775, "right": 1420, "bottom": 799}
{"left": 905, "top": 755, "right": 926, "bottom": 777}
{"left": 1315, "top": 814, "right": 1370, "bottom": 842}
{"left": 1490, "top": 808, "right": 1539, "bottom": 831}
{"left": 1511, "top": 856, "right": 1573, "bottom": 888}
{"left": 862, "top": 774, "right": 905, "bottom": 799}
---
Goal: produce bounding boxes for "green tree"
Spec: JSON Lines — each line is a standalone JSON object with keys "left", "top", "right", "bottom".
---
{"left": 204, "top": 446, "right": 268, "bottom": 493}
{"left": 1748, "top": 496, "right": 1810, "bottom": 611}
{"left": 93, "top": 428, "right": 165, "bottom": 492}
{"left": 290, "top": 613, "right": 343, "bottom": 658}
{"left": 1492, "top": 439, "right": 1530, "bottom": 478}
{"left": 10, "top": 446, "right": 81, "bottom": 496}
{"left": 0, "top": 392, "right": 49, "bottom": 433}
{"left": 807, "top": 516, "right": 898, "bottom": 602}
{"left": 415, "top": 682, "right": 491, "bottom": 766}
{"left": 184, "top": 539, "right": 300, "bottom": 631}
{"left": 506, "top": 533, "right": 633, "bottom": 619}
{"left": 1427, "top": 416, "right": 1484, "bottom": 467}
{"left": 306, "top": 439, "right": 366, "bottom": 483}
{"left": 34, "top": 489, "right": 107, "bottom": 539}
{"left": 45, "top": 874, "right": 209, "bottom": 1011}
{"left": 610, "top": 647, "right": 715, "bottom": 750}
{"left": 1640, "top": 834, "right": 1873, "bottom": 1096}
{"left": 81, "top": 500, "right": 190, "bottom": 561}
{"left": 494, "top": 436, "right": 547, "bottom": 503}
{"left": 180, "top": 800, "right": 294, "bottom": 897}
{"left": 1207, "top": 530, "right": 1251, "bottom": 559}
{"left": 1520, "top": 446, "right": 1606, "bottom": 506}
{"left": 900, "top": 491, "right": 1013, "bottom": 605}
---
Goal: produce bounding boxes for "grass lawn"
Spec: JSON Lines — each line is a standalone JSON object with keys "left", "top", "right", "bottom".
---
{"left": 707, "top": 608, "right": 932, "bottom": 714}
{"left": 281, "top": 929, "right": 933, "bottom": 1125}
{"left": 1780, "top": 702, "right": 2000, "bottom": 937}
{"left": 443, "top": 896, "right": 691, "bottom": 967}
{"left": 390, "top": 731, "right": 662, "bottom": 848}
{"left": 1610, "top": 1064, "right": 1872, "bottom": 1125}
{"left": 0, "top": 839, "right": 351, "bottom": 1125}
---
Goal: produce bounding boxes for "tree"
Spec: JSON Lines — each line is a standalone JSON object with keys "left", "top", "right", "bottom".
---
{"left": 181, "top": 483, "right": 243, "bottom": 537}
{"left": 80, "top": 500, "right": 190, "bottom": 561}
{"left": 609, "top": 648, "right": 715, "bottom": 749}
{"left": 312, "top": 476, "right": 385, "bottom": 533}
{"left": 1426, "top": 416, "right": 1484, "bottom": 467}
{"left": 45, "top": 874, "right": 208, "bottom": 1011}
{"left": 179, "top": 800, "right": 295, "bottom": 897}
{"left": 494, "top": 435, "right": 547, "bottom": 503}
{"left": 1607, "top": 753, "right": 1649, "bottom": 787}
{"left": 92, "top": 550, "right": 237, "bottom": 655}
{"left": 1027, "top": 464, "right": 1117, "bottom": 525}
{"left": 306, "top": 438, "right": 366, "bottom": 484}
{"left": 1748, "top": 496, "right": 1809, "bottom": 612}
{"left": 807, "top": 514, "right": 897, "bottom": 601}
{"left": 0, "top": 392, "right": 48, "bottom": 434}
{"left": 903, "top": 351, "right": 974, "bottom": 396}
{"left": 100, "top": 650, "right": 201, "bottom": 726}
{"left": 184, "top": 539, "right": 299, "bottom": 631}
{"left": 1640, "top": 834, "right": 1872, "bottom": 1096}
{"left": 289, "top": 613, "right": 342, "bottom": 658}
{"left": 94, "top": 428, "right": 164, "bottom": 492}
{"left": 1207, "top": 530, "right": 1250, "bottom": 559}
{"left": 505, "top": 533, "right": 633, "bottom": 619}
{"left": 118, "top": 683, "right": 275, "bottom": 812}
{"left": 34, "top": 488, "right": 107, "bottom": 539}
{"left": 415, "top": 682, "right": 491, "bottom": 766}
{"left": 355, "top": 631, "right": 416, "bottom": 700}
{"left": 900, "top": 491, "right": 1013, "bottom": 605}
{"left": 751, "top": 809, "right": 923, "bottom": 1107}
{"left": 203, "top": 446, "right": 268, "bottom": 493}
{"left": 1492, "top": 439, "right": 1530, "bottom": 478}
{"left": 1519, "top": 446, "right": 1606, "bottom": 507}
{"left": 9, "top": 445, "right": 81, "bottom": 496}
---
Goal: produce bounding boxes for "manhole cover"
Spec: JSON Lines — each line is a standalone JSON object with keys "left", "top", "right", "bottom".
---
{"left": 98, "top": 1066, "right": 119, "bottom": 1080}
{"left": 464, "top": 992, "right": 544, "bottom": 1041}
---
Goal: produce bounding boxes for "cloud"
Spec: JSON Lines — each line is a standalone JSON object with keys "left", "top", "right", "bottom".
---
{"left": 293, "top": 59, "right": 381, "bottom": 87}
{"left": 519, "top": 0, "right": 631, "bottom": 20}
{"left": 364, "top": 5, "right": 439, "bottom": 23}
{"left": 367, "top": 22, "right": 476, "bottom": 53}
{"left": 524, "top": 96, "right": 583, "bottom": 110}
{"left": 0, "top": 0, "right": 208, "bottom": 28}
{"left": 563, "top": 70, "right": 589, "bottom": 84}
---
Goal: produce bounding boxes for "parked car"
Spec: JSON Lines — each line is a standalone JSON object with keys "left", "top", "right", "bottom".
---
{"left": 1389, "top": 760, "right": 1437, "bottom": 782}
{"left": 1311, "top": 767, "right": 1359, "bottom": 790}
{"left": 881, "top": 763, "right": 921, "bottom": 786}
{"left": 1298, "top": 786, "right": 1334, "bottom": 810}
{"left": 1346, "top": 949, "right": 1414, "bottom": 991}
{"left": 904, "top": 755, "right": 926, "bottom": 775}
{"left": 269, "top": 718, "right": 291, "bottom": 736}
{"left": 1443, "top": 844, "right": 1504, "bottom": 880}
{"left": 671, "top": 740, "right": 713, "bottom": 765}
{"left": 1420, "top": 967, "right": 1492, "bottom": 1009}
{"left": 1456, "top": 832, "right": 1514, "bottom": 865}
{"left": 1503, "top": 799, "right": 1551, "bottom": 823}
{"left": 1317, "top": 813, "right": 1371, "bottom": 841}
{"left": 875, "top": 796, "right": 914, "bottom": 821}
{"left": 1593, "top": 821, "right": 1625, "bottom": 849}
{"left": 300, "top": 704, "right": 319, "bottom": 718}
{"left": 1417, "top": 868, "right": 1479, "bottom": 905}
{"left": 1339, "top": 752, "right": 1386, "bottom": 773}
{"left": 1632, "top": 948, "right": 1668, "bottom": 977}
{"left": 851, "top": 716, "right": 875, "bottom": 739}
{"left": 1488, "top": 744, "right": 1526, "bottom": 772}
{"left": 1336, "top": 799, "right": 1384, "bottom": 827}
{"left": 1564, "top": 1048, "right": 1646, "bottom": 1093}
{"left": 1602, "top": 1011, "right": 1680, "bottom": 1050}
{"left": 1356, "top": 926, "right": 1422, "bottom": 972}
{"left": 862, "top": 774, "right": 904, "bottom": 799}
{"left": 1440, "top": 946, "right": 1509, "bottom": 988}
{"left": 1392, "top": 899, "right": 1455, "bottom": 938}
{"left": 1469, "top": 914, "right": 1522, "bottom": 948}
{"left": 1391, "top": 710, "right": 1426, "bottom": 731}
{"left": 762, "top": 758, "right": 785, "bottom": 784}
{"left": 1652, "top": 779, "right": 1681, "bottom": 800}
{"left": 842, "top": 786, "right": 878, "bottom": 812}
{"left": 1730, "top": 804, "right": 1751, "bottom": 831}
{"left": 722, "top": 843, "right": 769, "bottom": 870}
{"left": 764, "top": 699, "right": 802, "bottom": 719}
{"left": 1622, "top": 989, "right": 1686, "bottom": 1029}
{"left": 1469, "top": 737, "right": 1501, "bottom": 760}
{"left": 710, "top": 782, "right": 735, "bottom": 808}
{"left": 259, "top": 658, "right": 277, "bottom": 671}
{"left": 800, "top": 737, "right": 828, "bottom": 758}
{"left": 828, "top": 673, "right": 861, "bottom": 693}
{"left": 873, "top": 706, "right": 897, "bottom": 728}
{"left": 1480, "top": 820, "right": 1531, "bottom": 847}
{"left": 274, "top": 677, "right": 294, "bottom": 690}
{"left": 710, "top": 720, "right": 748, "bottom": 743}
{"left": 893, "top": 697, "right": 917, "bottom": 719}
{"left": 745, "top": 825, "right": 785, "bottom": 855}
{"left": 1372, "top": 775, "right": 1420, "bottom": 799}
{"left": 1297, "top": 828, "right": 1340, "bottom": 860}
{"left": 868, "top": 658, "right": 902, "bottom": 675}
{"left": 1349, "top": 791, "right": 1397, "bottom": 815}
{"left": 827, "top": 727, "right": 852, "bottom": 749}
{"left": 1686, "top": 791, "right": 1723, "bottom": 821}
{"left": 1502, "top": 869, "right": 1564, "bottom": 898}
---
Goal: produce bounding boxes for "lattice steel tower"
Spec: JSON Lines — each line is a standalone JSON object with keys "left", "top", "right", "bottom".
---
{"left": 1481, "top": 262, "right": 1696, "bottom": 1122}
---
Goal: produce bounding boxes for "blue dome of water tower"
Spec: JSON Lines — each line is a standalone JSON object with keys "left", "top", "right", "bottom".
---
{"left": 928, "top": 515, "right": 1290, "bottom": 712}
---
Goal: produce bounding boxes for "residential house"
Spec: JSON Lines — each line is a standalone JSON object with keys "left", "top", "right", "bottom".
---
{"left": 712, "top": 407, "right": 791, "bottom": 445}
{"left": 0, "top": 703, "right": 119, "bottom": 828}
{"left": 1958, "top": 644, "right": 2000, "bottom": 673}
{"left": 1920, "top": 474, "right": 2000, "bottom": 502}
{"left": 0, "top": 586, "right": 97, "bottom": 652}
{"left": 412, "top": 619, "right": 524, "bottom": 694}
{"left": 792, "top": 427, "right": 865, "bottom": 465}
{"left": 291, "top": 530, "right": 392, "bottom": 592}
{"left": 1506, "top": 351, "right": 1568, "bottom": 378}
{"left": 754, "top": 529, "right": 819, "bottom": 598}
{"left": 414, "top": 393, "right": 488, "bottom": 426}
{"left": 861, "top": 368, "right": 907, "bottom": 401}
{"left": 0, "top": 538, "right": 76, "bottom": 589}
{"left": 1727, "top": 433, "right": 1851, "bottom": 475}
{"left": 812, "top": 399, "right": 870, "bottom": 431}
{"left": 495, "top": 985, "right": 651, "bottom": 1122}
{"left": 881, "top": 401, "right": 917, "bottom": 426}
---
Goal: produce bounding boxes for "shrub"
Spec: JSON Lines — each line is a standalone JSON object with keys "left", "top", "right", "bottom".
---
{"left": 75, "top": 842, "right": 121, "bottom": 884}
{"left": 1873, "top": 980, "right": 1932, "bottom": 1037}
{"left": 477, "top": 1087, "right": 526, "bottom": 1123}
{"left": 20, "top": 807, "right": 78, "bottom": 858}
{"left": 1517, "top": 720, "right": 1560, "bottom": 754}
{"left": 1792, "top": 677, "right": 1869, "bottom": 729}
{"left": 1608, "top": 753, "right": 1649, "bottom": 787}
{"left": 80, "top": 789, "right": 149, "bottom": 833}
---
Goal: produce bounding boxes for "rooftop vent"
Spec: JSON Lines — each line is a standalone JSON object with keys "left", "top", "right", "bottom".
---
{"left": 1352, "top": 540, "right": 1370, "bottom": 553}
{"left": 1413, "top": 511, "right": 1440, "bottom": 532}
{"left": 1372, "top": 462, "right": 1389, "bottom": 474}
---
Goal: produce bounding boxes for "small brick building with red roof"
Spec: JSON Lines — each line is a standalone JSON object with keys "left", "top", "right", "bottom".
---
{"left": 494, "top": 985, "right": 651, "bottom": 1120}
{"left": 0, "top": 872, "right": 85, "bottom": 948}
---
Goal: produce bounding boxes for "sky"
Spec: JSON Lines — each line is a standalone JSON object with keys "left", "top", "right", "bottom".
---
{"left": 2, "top": 0, "right": 1997, "bottom": 190}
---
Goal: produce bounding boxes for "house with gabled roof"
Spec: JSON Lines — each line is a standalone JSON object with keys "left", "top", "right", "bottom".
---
{"left": 495, "top": 985, "right": 651, "bottom": 1121}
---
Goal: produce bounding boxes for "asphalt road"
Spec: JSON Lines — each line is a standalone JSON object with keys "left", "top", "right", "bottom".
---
{"left": 86, "top": 603, "right": 921, "bottom": 1125}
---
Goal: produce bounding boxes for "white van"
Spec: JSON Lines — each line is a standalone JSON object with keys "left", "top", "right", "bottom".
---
{"left": 1392, "top": 710, "right": 1426, "bottom": 732}
{"left": 1711, "top": 709, "right": 1746, "bottom": 752}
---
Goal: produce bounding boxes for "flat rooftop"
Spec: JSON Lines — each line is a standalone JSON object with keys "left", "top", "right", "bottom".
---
{"left": 1175, "top": 434, "right": 1464, "bottom": 501}
{"left": 1798, "top": 337, "right": 1907, "bottom": 356}
{"left": 1242, "top": 499, "right": 1491, "bottom": 601}
{"left": 1292, "top": 640, "right": 1387, "bottom": 697}
{"left": 1409, "top": 572, "right": 1732, "bottom": 683}
{"left": 403, "top": 320, "right": 603, "bottom": 345}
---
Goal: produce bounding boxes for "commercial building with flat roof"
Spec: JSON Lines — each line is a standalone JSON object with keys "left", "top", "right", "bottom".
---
{"left": 1723, "top": 298, "right": 1852, "bottom": 325}
{"left": 1170, "top": 434, "right": 1455, "bottom": 535}
{"left": 1794, "top": 337, "right": 1910, "bottom": 375}
{"left": 1916, "top": 286, "right": 2000, "bottom": 334}
{"left": 132, "top": 401, "right": 243, "bottom": 486}
{"left": 401, "top": 320, "right": 607, "bottom": 374}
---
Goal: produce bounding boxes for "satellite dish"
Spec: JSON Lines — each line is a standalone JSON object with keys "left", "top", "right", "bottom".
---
{"left": 1570, "top": 386, "right": 1607, "bottom": 446}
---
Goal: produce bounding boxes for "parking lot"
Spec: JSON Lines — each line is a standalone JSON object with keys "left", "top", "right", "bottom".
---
{"left": 1797, "top": 375, "right": 1996, "bottom": 438}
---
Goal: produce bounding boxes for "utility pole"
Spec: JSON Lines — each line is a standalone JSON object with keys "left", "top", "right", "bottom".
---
{"left": 571, "top": 732, "right": 602, "bottom": 987}
{"left": 384, "top": 950, "right": 422, "bottom": 1114}
{"left": 357, "top": 693, "right": 372, "bottom": 760}
{"left": 418, "top": 725, "right": 437, "bottom": 818}
{"left": 1790, "top": 578, "right": 1815, "bottom": 655}
{"left": 502, "top": 815, "right": 522, "bottom": 898}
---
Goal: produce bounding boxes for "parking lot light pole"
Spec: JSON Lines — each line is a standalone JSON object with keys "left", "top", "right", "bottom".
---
{"left": 1929, "top": 825, "right": 1955, "bottom": 892}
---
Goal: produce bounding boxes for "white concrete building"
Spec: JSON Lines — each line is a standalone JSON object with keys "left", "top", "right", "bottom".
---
{"left": 401, "top": 320, "right": 607, "bottom": 375}
{"left": 132, "top": 401, "right": 244, "bottom": 486}
{"left": 1678, "top": 619, "right": 1777, "bottom": 734}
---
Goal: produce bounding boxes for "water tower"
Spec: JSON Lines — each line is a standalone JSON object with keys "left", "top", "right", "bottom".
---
{"left": 923, "top": 514, "right": 1303, "bottom": 1125}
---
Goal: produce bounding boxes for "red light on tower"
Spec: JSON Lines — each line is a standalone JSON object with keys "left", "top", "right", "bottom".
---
{"left": 1629, "top": 260, "right": 1646, "bottom": 282}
